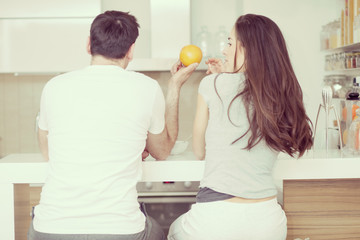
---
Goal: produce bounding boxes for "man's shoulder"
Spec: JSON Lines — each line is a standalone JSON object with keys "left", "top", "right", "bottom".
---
{"left": 124, "top": 70, "right": 160, "bottom": 88}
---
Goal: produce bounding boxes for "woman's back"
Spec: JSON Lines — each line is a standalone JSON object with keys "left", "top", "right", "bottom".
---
{"left": 199, "top": 73, "right": 278, "bottom": 198}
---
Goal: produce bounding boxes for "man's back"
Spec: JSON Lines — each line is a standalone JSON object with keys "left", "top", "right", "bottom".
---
{"left": 34, "top": 65, "right": 165, "bottom": 234}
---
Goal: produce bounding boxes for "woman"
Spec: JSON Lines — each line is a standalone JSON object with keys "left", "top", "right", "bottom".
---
{"left": 168, "top": 14, "right": 313, "bottom": 240}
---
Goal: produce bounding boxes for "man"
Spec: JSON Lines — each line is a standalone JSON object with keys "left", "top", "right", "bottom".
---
{"left": 29, "top": 11, "right": 197, "bottom": 240}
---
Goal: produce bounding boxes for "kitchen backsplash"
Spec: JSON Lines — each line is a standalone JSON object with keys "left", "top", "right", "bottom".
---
{"left": 0, "top": 71, "right": 206, "bottom": 158}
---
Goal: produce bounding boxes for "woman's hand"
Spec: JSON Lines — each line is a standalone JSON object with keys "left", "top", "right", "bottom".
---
{"left": 205, "top": 58, "right": 224, "bottom": 74}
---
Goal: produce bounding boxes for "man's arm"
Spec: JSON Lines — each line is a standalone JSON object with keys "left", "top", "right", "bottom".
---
{"left": 38, "top": 128, "right": 49, "bottom": 161}
{"left": 146, "top": 61, "right": 198, "bottom": 160}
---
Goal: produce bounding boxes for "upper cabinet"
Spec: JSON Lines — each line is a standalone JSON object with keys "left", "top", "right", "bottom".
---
{"left": 102, "top": 0, "right": 191, "bottom": 71}
{"left": 0, "top": 0, "right": 243, "bottom": 73}
{"left": 102, "top": 0, "right": 242, "bottom": 71}
{"left": 0, "top": 0, "right": 100, "bottom": 18}
{"left": 0, "top": 18, "right": 94, "bottom": 73}
{"left": 0, "top": 0, "right": 101, "bottom": 73}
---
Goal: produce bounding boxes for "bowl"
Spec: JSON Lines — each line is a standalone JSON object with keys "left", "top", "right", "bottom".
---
{"left": 170, "top": 140, "right": 189, "bottom": 155}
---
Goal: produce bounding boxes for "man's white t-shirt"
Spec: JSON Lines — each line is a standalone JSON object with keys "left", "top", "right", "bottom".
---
{"left": 34, "top": 65, "right": 165, "bottom": 234}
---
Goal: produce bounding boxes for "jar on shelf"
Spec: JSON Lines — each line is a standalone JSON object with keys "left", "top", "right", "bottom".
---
{"left": 335, "top": 53, "right": 343, "bottom": 70}
{"left": 329, "top": 20, "right": 340, "bottom": 49}
{"left": 195, "top": 26, "right": 212, "bottom": 59}
{"left": 346, "top": 108, "right": 360, "bottom": 154}
{"left": 331, "top": 75, "right": 348, "bottom": 98}
{"left": 213, "top": 26, "right": 228, "bottom": 58}
{"left": 352, "top": 52, "right": 358, "bottom": 68}
{"left": 324, "top": 55, "right": 330, "bottom": 71}
{"left": 330, "top": 53, "right": 337, "bottom": 70}
{"left": 356, "top": 52, "right": 360, "bottom": 68}
{"left": 346, "top": 52, "right": 353, "bottom": 69}
{"left": 339, "top": 52, "right": 346, "bottom": 69}
{"left": 354, "top": 15, "right": 360, "bottom": 44}
{"left": 323, "top": 75, "right": 332, "bottom": 88}
{"left": 323, "top": 75, "right": 347, "bottom": 98}
{"left": 320, "top": 24, "right": 330, "bottom": 50}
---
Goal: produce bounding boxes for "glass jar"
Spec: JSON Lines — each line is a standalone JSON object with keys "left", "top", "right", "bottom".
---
{"left": 213, "top": 26, "right": 228, "bottom": 58}
{"left": 340, "top": 52, "right": 346, "bottom": 69}
{"left": 325, "top": 55, "right": 331, "bottom": 71}
{"left": 356, "top": 52, "right": 360, "bottom": 68}
{"left": 346, "top": 108, "right": 360, "bottom": 154}
{"left": 354, "top": 15, "right": 360, "bottom": 43}
{"left": 346, "top": 52, "right": 353, "bottom": 69}
{"left": 353, "top": 53, "right": 358, "bottom": 68}
{"left": 320, "top": 24, "right": 330, "bottom": 50}
{"left": 195, "top": 26, "right": 212, "bottom": 59}
{"left": 330, "top": 75, "right": 347, "bottom": 98}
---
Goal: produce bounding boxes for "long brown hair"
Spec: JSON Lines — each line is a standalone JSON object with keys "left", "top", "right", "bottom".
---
{"left": 228, "top": 14, "right": 313, "bottom": 157}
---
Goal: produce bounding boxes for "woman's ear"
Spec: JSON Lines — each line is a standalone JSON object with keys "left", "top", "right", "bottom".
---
{"left": 126, "top": 43, "right": 135, "bottom": 61}
{"left": 86, "top": 36, "right": 91, "bottom": 55}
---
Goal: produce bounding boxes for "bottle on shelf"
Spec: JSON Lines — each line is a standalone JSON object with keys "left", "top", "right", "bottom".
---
{"left": 213, "top": 26, "right": 228, "bottom": 59}
{"left": 346, "top": 108, "right": 360, "bottom": 154}
{"left": 195, "top": 26, "right": 212, "bottom": 59}
{"left": 346, "top": 76, "right": 360, "bottom": 100}
{"left": 341, "top": 77, "right": 360, "bottom": 152}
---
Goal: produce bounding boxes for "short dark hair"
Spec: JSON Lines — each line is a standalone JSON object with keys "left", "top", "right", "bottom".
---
{"left": 90, "top": 11, "right": 139, "bottom": 59}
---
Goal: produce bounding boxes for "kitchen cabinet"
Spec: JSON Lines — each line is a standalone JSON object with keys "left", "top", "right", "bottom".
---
{"left": 0, "top": 0, "right": 242, "bottom": 72}
{"left": 0, "top": 0, "right": 100, "bottom": 18}
{"left": 0, "top": 0, "right": 100, "bottom": 74}
{"left": 13, "top": 178, "right": 360, "bottom": 240}
{"left": 101, "top": 0, "right": 190, "bottom": 71}
{"left": 2, "top": 151, "right": 360, "bottom": 240}
{"left": 0, "top": 18, "right": 93, "bottom": 73}
{"left": 283, "top": 179, "right": 360, "bottom": 240}
{"left": 102, "top": 0, "right": 243, "bottom": 71}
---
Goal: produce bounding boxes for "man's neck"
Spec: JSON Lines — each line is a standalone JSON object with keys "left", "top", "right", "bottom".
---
{"left": 90, "top": 55, "right": 128, "bottom": 69}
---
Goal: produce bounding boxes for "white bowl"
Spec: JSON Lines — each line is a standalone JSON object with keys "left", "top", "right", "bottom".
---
{"left": 170, "top": 140, "right": 189, "bottom": 155}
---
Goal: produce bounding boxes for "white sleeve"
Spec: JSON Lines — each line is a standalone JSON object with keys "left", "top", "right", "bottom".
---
{"left": 148, "top": 84, "right": 165, "bottom": 134}
{"left": 38, "top": 84, "right": 49, "bottom": 131}
{"left": 198, "top": 75, "right": 212, "bottom": 104}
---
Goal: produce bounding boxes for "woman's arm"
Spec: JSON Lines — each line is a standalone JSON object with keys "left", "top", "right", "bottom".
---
{"left": 192, "top": 94, "right": 209, "bottom": 160}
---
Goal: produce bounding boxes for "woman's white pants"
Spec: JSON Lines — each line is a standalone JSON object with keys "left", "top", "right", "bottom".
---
{"left": 168, "top": 198, "right": 287, "bottom": 240}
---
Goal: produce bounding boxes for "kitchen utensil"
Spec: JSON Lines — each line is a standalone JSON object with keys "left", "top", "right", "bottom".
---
{"left": 314, "top": 86, "right": 343, "bottom": 152}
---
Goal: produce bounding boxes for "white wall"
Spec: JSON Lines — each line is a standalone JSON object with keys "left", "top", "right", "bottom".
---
{"left": 242, "top": 0, "right": 340, "bottom": 124}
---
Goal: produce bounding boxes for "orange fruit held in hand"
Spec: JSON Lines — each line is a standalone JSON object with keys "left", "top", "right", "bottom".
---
{"left": 179, "top": 45, "right": 202, "bottom": 66}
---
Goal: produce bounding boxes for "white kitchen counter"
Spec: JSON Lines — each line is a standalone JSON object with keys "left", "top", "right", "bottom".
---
{"left": 1, "top": 150, "right": 360, "bottom": 240}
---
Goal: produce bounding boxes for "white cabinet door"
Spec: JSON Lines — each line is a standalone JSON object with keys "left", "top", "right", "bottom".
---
{"left": 101, "top": 0, "right": 151, "bottom": 59}
{"left": 0, "top": 0, "right": 100, "bottom": 18}
{"left": 102, "top": 0, "right": 190, "bottom": 59}
{"left": 0, "top": 18, "right": 92, "bottom": 73}
{"left": 150, "top": 0, "right": 190, "bottom": 58}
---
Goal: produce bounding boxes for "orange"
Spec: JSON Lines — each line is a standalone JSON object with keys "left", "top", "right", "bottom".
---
{"left": 179, "top": 45, "right": 202, "bottom": 66}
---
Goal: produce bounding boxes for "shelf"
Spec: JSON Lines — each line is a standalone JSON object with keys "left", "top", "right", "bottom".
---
{"left": 325, "top": 68, "right": 360, "bottom": 75}
{"left": 323, "top": 42, "right": 360, "bottom": 53}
